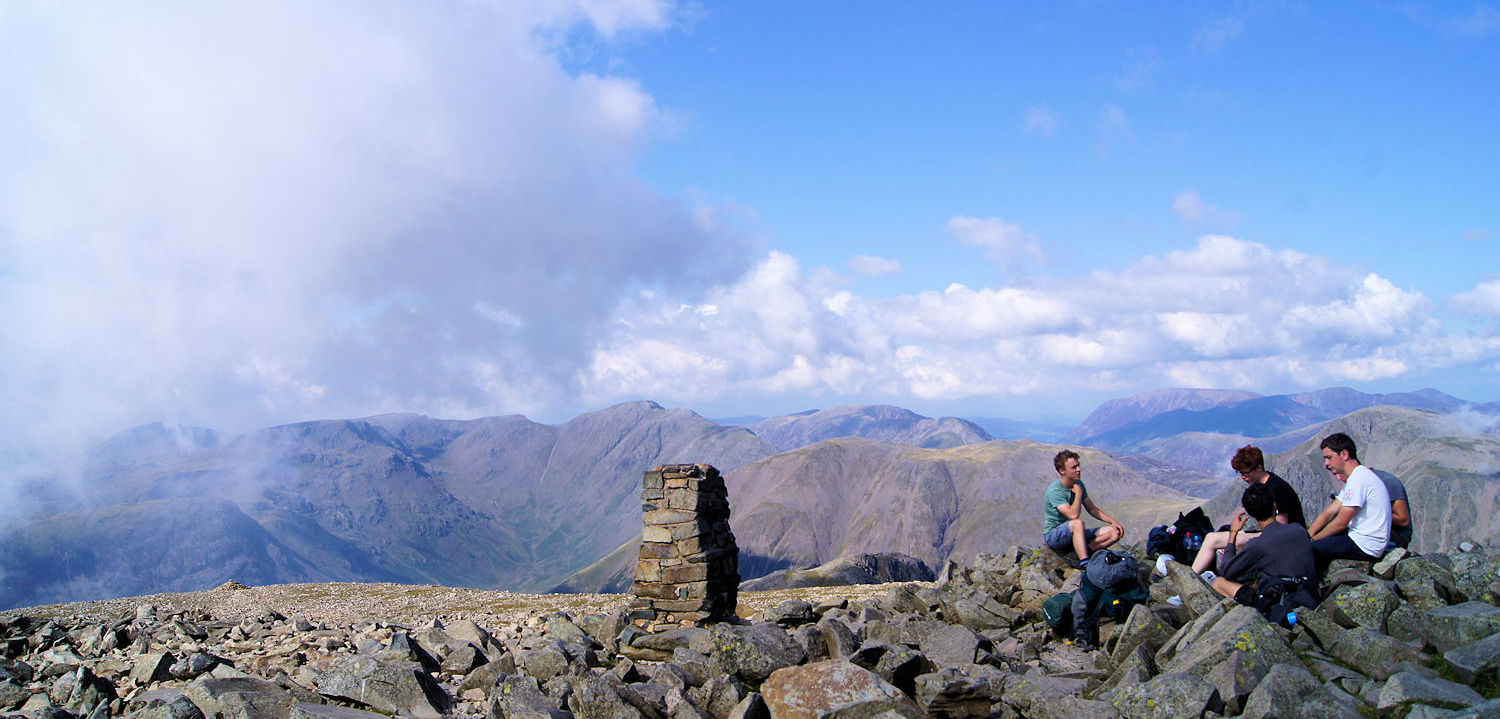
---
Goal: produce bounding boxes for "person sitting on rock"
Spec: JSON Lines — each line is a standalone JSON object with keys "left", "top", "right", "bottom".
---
{"left": 1208, "top": 482, "right": 1318, "bottom": 616}
{"left": 1372, "top": 468, "right": 1414, "bottom": 551}
{"left": 1041, "top": 450, "right": 1123, "bottom": 566}
{"left": 1306, "top": 432, "right": 1390, "bottom": 574}
{"left": 1189, "top": 445, "right": 1307, "bottom": 579}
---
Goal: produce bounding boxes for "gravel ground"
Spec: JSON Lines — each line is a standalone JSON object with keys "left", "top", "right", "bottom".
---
{"left": 1, "top": 580, "right": 925, "bottom": 629}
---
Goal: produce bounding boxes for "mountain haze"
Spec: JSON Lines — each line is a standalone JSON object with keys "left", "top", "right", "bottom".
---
{"left": 750, "top": 405, "right": 992, "bottom": 451}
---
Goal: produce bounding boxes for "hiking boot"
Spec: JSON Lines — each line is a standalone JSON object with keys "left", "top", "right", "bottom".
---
{"left": 1166, "top": 595, "right": 1184, "bottom": 607}
{"left": 1200, "top": 570, "right": 1218, "bottom": 586}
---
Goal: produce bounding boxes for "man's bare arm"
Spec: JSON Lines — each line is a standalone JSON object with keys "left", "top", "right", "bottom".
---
{"left": 1307, "top": 498, "right": 1342, "bottom": 537}
{"left": 1311, "top": 505, "right": 1359, "bottom": 541}
{"left": 1391, "top": 499, "right": 1411, "bottom": 528}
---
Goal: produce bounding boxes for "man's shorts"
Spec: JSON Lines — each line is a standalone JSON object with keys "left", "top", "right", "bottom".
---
{"left": 1043, "top": 523, "right": 1099, "bottom": 552}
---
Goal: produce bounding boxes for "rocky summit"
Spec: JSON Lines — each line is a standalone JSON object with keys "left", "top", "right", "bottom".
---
{"left": 2, "top": 543, "right": 1498, "bottom": 719}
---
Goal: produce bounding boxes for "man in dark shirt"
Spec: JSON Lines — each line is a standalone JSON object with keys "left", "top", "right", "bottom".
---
{"left": 1190, "top": 445, "right": 1306, "bottom": 575}
{"left": 1373, "top": 469, "right": 1414, "bottom": 550}
{"left": 1210, "top": 482, "right": 1317, "bottom": 605}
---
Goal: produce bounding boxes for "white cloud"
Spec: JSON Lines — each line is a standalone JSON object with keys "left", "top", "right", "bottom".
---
{"left": 1453, "top": 278, "right": 1500, "bottom": 315}
{"left": 943, "top": 216, "right": 1045, "bottom": 273}
{"left": 1171, "top": 191, "right": 1238, "bottom": 227}
{"left": 1098, "top": 104, "right": 1134, "bottom": 146}
{"left": 1023, "top": 107, "right": 1057, "bottom": 136}
{"left": 586, "top": 234, "right": 1500, "bottom": 411}
{"left": 849, "top": 254, "right": 903, "bottom": 278}
{"left": 0, "top": 1, "right": 750, "bottom": 476}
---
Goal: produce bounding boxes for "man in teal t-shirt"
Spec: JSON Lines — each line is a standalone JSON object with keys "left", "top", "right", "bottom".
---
{"left": 1042, "top": 450, "right": 1124, "bottom": 565}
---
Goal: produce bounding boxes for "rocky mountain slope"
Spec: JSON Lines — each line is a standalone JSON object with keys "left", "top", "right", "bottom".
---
{"left": 749, "top": 405, "right": 992, "bottom": 451}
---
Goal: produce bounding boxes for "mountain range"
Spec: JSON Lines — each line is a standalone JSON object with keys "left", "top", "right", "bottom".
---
{"left": 2, "top": 388, "right": 1497, "bottom": 609}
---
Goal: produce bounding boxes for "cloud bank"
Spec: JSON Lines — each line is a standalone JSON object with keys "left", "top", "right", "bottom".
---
{"left": 0, "top": 1, "right": 750, "bottom": 472}
{"left": 588, "top": 236, "right": 1500, "bottom": 409}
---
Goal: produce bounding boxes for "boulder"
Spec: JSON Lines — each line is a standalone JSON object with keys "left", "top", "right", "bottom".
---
{"left": 1159, "top": 605, "right": 1300, "bottom": 712}
{"left": 709, "top": 623, "right": 807, "bottom": 686}
{"left": 182, "top": 676, "right": 302, "bottom": 719}
{"left": 759, "top": 660, "right": 923, "bottom": 719}
{"left": 487, "top": 674, "right": 568, "bottom": 719}
{"left": 1376, "top": 671, "right": 1485, "bottom": 713}
{"left": 917, "top": 623, "right": 989, "bottom": 668}
{"left": 1101, "top": 672, "right": 1222, "bottom": 719}
{"left": 1443, "top": 631, "right": 1500, "bottom": 684}
{"left": 912, "top": 668, "right": 990, "bottom": 718}
{"left": 1423, "top": 602, "right": 1500, "bottom": 654}
{"left": 1161, "top": 562, "right": 1219, "bottom": 618}
{"left": 1328, "top": 580, "right": 1401, "bottom": 631}
{"left": 1109, "top": 604, "right": 1175, "bottom": 667}
{"left": 1394, "top": 556, "right": 1462, "bottom": 612}
{"left": 567, "top": 673, "right": 652, "bottom": 719}
{"left": 315, "top": 655, "right": 449, "bottom": 719}
{"left": 1238, "top": 662, "right": 1363, "bottom": 719}
{"left": 1327, "top": 626, "right": 1427, "bottom": 680}
{"left": 289, "top": 705, "right": 391, "bottom": 719}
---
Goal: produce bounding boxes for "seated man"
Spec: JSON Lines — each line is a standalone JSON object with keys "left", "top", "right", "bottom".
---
{"left": 1190, "top": 445, "right": 1306, "bottom": 577}
{"left": 1209, "top": 482, "right": 1318, "bottom": 615}
{"left": 1307, "top": 432, "right": 1390, "bottom": 574}
{"left": 1372, "top": 468, "right": 1414, "bottom": 550}
{"left": 1041, "top": 450, "right": 1123, "bottom": 565}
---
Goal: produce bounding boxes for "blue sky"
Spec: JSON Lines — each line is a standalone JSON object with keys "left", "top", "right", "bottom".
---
{"left": 1, "top": 1, "right": 1498, "bottom": 477}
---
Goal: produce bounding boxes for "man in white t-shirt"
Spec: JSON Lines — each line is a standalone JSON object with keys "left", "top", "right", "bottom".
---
{"left": 1306, "top": 432, "right": 1391, "bottom": 575}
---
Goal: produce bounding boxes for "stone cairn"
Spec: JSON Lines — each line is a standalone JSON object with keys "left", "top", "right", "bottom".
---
{"left": 629, "top": 463, "right": 739, "bottom": 629}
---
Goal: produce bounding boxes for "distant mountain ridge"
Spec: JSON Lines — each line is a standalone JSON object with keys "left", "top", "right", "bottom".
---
{"left": 4, "top": 388, "right": 1497, "bottom": 609}
{"left": 750, "top": 405, "right": 992, "bottom": 451}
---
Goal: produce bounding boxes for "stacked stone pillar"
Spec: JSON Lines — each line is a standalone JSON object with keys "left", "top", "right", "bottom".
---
{"left": 630, "top": 463, "right": 739, "bottom": 629}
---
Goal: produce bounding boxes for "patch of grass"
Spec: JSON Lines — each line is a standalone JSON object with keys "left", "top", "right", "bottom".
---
{"left": 1432, "top": 656, "right": 1500, "bottom": 699}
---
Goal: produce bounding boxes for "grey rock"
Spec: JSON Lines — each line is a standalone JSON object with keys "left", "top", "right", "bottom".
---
{"left": 762, "top": 601, "right": 816, "bottom": 628}
{"left": 127, "top": 694, "right": 207, "bottom": 719}
{"left": 1377, "top": 671, "right": 1485, "bottom": 712}
{"left": 1094, "top": 642, "right": 1154, "bottom": 696}
{"left": 669, "top": 649, "right": 715, "bottom": 687}
{"left": 789, "top": 624, "right": 828, "bottom": 663}
{"left": 725, "top": 692, "right": 767, "bottom": 719}
{"left": 913, "top": 668, "right": 990, "bottom": 719}
{"left": 1328, "top": 580, "right": 1401, "bottom": 631}
{"left": 545, "top": 613, "right": 593, "bottom": 646}
{"left": 686, "top": 674, "right": 744, "bottom": 719}
{"left": 1238, "top": 662, "right": 1362, "bottom": 719}
{"left": 130, "top": 653, "right": 176, "bottom": 685}
{"left": 1110, "top": 604, "right": 1174, "bottom": 667}
{"left": 441, "top": 643, "right": 486, "bottom": 675}
{"left": 631, "top": 627, "right": 714, "bottom": 657}
{"left": 1443, "top": 631, "right": 1500, "bottom": 684}
{"left": 1102, "top": 672, "right": 1222, "bottom": 719}
{"left": 917, "top": 623, "right": 988, "bottom": 668}
{"left": 1160, "top": 605, "right": 1300, "bottom": 712}
{"left": 516, "top": 645, "right": 572, "bottom": 682}
{"left": 1395, "top": 556, "right": 1463, "bottom": 612}
{"left": 1424, "top": 602, "right": 1500, "bottom": 653}
{"left": 289, "top": 704, "right": 391, "bottom": 719}
{"left": 871, "top": 646, "right": 931, "bottom": 696}
{"left": 182, "top": 676, "right": 300, "bottom": 719}
{"left": 998, "top": 673, "right": 1088, "bottom": 716}
{"left": 937, "top": 586, "right": 1017, "bottom": 631}
{"left": 459, "top": 655, "right": 518, "bottom": 696}
{"left": 815, "top": 617, "right": 859, "bottom": 660}
{"left": 759, "top": 660, "right": 923, "bottom": 719}
{"left": 1328, "top": 626, "right": 1427, "bottom": 680}
{"left": 1373, "top": 547, "right": 1409, "bottom": 579}
{"left": 566, "top": 673, "right": 648, "bottom": 719}
{"left": 1162, "top": 561, "right": 1219, "bottom": 618}
{"left": 488, "top": 674, "right": 568, "bottom": 719}
{"left": 315, "top": 655, "right": 449, "bottom": 719}
{"left": 168, "top": 652, "right": 219, "bottom": 680}
{"left": 708, "top": 624, "right": 807, "bottom": 686}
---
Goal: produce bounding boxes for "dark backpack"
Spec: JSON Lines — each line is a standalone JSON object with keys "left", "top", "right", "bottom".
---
{"left": 1147, "top": 507, "right": 1214, "bottom": 563}
{"left": 1042, "top": 591, "right": 1074, "bottom": 636}
{"left": 1069, "top": 550, "right": 1149, "bottom": 647}
{"left": 1250, "top": 575, "right": 1321, "bottom": 629}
